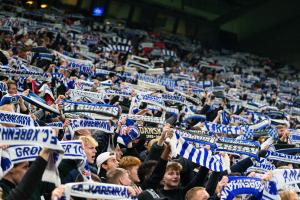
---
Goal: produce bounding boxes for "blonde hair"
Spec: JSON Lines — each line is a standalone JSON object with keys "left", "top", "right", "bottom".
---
{"left": 147, "top": 138, "right": 159, "bottom": 151}
{"left": 119, "top": 156, "right": 141, "bottom": 170}
{"left": 279, "top": 190, "right": 298, "bottom": 200}
{"left": 185, "top": 187, "right": 207, "bottom": 200}
{"left": 166, "top": 161, "right": 182, "bottom": 172}
{"left": 79, "top": 135, "right": 98, "bottom": 147}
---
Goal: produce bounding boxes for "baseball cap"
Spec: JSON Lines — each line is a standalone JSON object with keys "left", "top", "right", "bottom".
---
{"left": 96, "top": 152, "right": 116, "bottom": 174}
{"left": 138, "top": 189, "right": 168, "bottom": 200}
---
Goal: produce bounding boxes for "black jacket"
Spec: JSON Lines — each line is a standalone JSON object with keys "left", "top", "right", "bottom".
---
{"left": 4, "top": 156, "right": 49, "bottom": 200}
{"left": 158, "top": 166, "right": 209, "bottom": 200}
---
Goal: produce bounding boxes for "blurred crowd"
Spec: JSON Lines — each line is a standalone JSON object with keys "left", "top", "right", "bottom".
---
{"left": 0, "top": 1, "right": 300, "bottom": 200}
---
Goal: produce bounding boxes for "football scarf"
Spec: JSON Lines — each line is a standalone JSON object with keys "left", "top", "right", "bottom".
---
{"left": 69, "top": 89, "right": 105, "bottom": 103}
{"left": 265, "top": 150, "right": 300, "bottom": 164}
{"left": 117, "top": 124, "right": 140, "bottom": 146}
{"left": 220, "top": 176, "right": 264, "bottom": 200}
{"left": 63, "top": 182, "right": 137, "bottom": 200}
{"left": 271, "top": 169, "right": 300, "bottom": 192}
{"left": 69, "top": 119, "right": 113, "bottom": 133}
{"left": 0, "top": 81, "right": 7, "bottom": 93}
{"left": 62, "top": 101, "right": 119, "bottom": 118}
{"left": 246, "top": 158, "right": 276, "bottom": 173}
{"left": 124, "top": 114, "right": 165, "bottom": 124}
{"left": 0, "top": 126, "right": 61, "bottom": 151}
{"left": 173, "top": 130, "right": 226, "bottom": 172}
{"left": 22, "top": 91, "right": 60, "bottom": 114}
{"left": 0, "top": 111, "right": 35, "bottom": 126}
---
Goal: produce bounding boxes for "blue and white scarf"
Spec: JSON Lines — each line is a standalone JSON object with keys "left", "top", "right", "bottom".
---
{"left": 247, "top": 158, "right": 276, "bottom": 173}
{"left": 271, "top": 169, "right": 300, "bottom": 192}
{"left": 0, "top": 126, "right": 62, "bottom": 151}
{"left": 124, "top": 114, "right": 165, "bottom": 124}
{"left": 22, "top": 91, "right": 60, "bottom": 114}
{"left": 63, "top": 101, "right": 119, "bottom": 118}
{"left": 69, "top": 89, "right": 105, "bottom": 103}
{"left": 216, "top": 137, "right": 260, "bottom": 159}
{"left": 63, "top": 182, "right": 137, "bottom": 200}
{"left": 45, "top": 122, "right": 64, "bottom": 129}
{"left": 0, "top": 140, "right": 90, "bottom": 184}
{"left": 103, "top": 89, "right": 132, "bottom": 97}
{"left": 61, "top": 140, "right": 92, "bottom": 182}
{"left": 0, "top": 111, "right": 35, "bottom": 126}
{"left": 0, "top": 69, "right": 47, "bottom": 81}
{"left": 161, "top": 93, "right": 185, "bottom": 104}
{"left": 173, "top": 130, "right": 225, "bottom": 172}
{"left": 221, "top": 176, "right": 266, "bottom": 200}
{"left": 0, "top": 81, "right": 7, "bottom": 93}
{"left": 117, "top": 124, "right": 140, "bottom": 146}
{"left": 69, "top": 119, "right": 113, "bottom": 133}
{"left": 289, "top": 131, "right": 300, "bottom": 144}
{"left": 266, "top": 150, "right": 300, "bottom": 164}
{"left": 204, "top": 119, "right": 270, "bottom": 138}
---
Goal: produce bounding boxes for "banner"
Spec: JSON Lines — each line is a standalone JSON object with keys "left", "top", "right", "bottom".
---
{"left": 138, "top": 126, "right": 161, "bottom": 140}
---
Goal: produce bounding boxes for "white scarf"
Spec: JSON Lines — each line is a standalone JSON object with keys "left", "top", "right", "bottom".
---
{"left": 63, "top": 182, "right": 137, "bottom": 200}
{"left": 0, "top": 111, "right": 35, "bottom": 126}
{"left": 271, "top": 169, "right": 300, "bottom": 192}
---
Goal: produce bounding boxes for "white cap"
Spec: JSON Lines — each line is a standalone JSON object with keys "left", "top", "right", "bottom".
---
{"left": 96, "top": 152, "right": 115, "bottom": 174}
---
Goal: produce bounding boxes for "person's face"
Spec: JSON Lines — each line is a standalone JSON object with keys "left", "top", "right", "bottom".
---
{"left": 114, "top": 145, "right": 123, "bottom": 162}
{"left": 163, "top": 169, "right": 180, "bottom": 189}
{"left": 8, "top": 84, "right": 17, "bottom": 95}
{"left": 277, "top": 126, "right": 288, "bottom": 137}
{"left": 4, "top": 36, "right": 12, "bottom": 42}
{"left": 104, "top": 157, "right": 119, "bottom": 171}
{"left": 128, "top": 165, "right": 140, "bottom": 183}
{"left": 190, "top": 190, "right": 210, "bottom": 200}
{"left": 84, "top": 144, "right": 97, "bottom": 164}
{"left": 9, "top": 162, "right": 29, "bottom": 184}
{"left": 289, "top": 193, "right": 299, "bottom": 200}
{"left": 80, "top": 75, "right": 86, "bottom": 80}
{"left": 119, "top": 171, "right": 132, "bottom": 186}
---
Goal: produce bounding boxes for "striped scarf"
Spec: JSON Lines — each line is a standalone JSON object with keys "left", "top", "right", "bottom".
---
{"left": 174, "top": 130, "right": 226, "bottom": 172}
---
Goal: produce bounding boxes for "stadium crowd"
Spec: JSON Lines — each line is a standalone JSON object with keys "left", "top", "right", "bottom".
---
{"left": 0, "top": 2, "right": 300, "bottom": 200}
